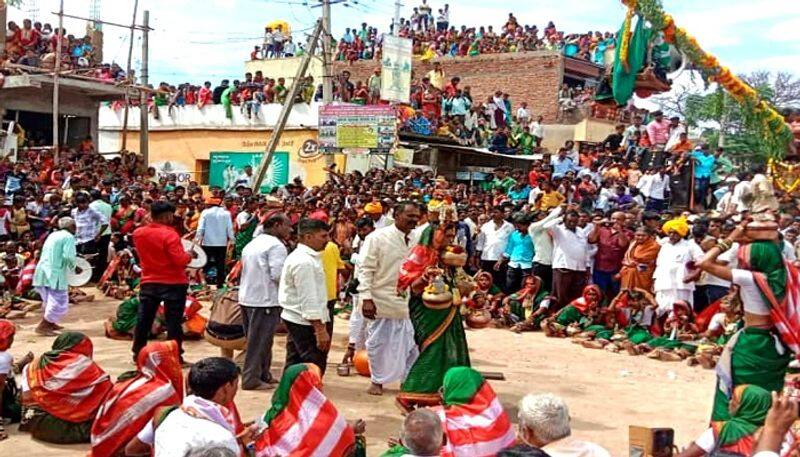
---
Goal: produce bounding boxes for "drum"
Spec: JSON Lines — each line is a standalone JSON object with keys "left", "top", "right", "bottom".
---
{"left": 182, "top": 239, "right": 207, "bottom": 269}
{"left": 68, "top": 257, "right": 93, "bottom": 287}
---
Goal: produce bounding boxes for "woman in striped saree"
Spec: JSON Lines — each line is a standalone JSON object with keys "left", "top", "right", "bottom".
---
{"left": 21, "top": 332, "right": 113, "bottom": 444}
{"left": 90, "top": 340, "right": 183, "bottom": 456}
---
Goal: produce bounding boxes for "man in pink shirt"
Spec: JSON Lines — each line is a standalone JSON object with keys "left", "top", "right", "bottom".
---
{"left": 646, "top": 110, "right": 671, "bottom": 148}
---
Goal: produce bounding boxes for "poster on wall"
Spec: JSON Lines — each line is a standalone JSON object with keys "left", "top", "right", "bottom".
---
{"left": 209, "top": 151, "right": 289, "bottom": 193}
{"left": 318, "top": 105, "right": 396, "bottom": 151}
{"left": 380, "top": 35, "right": 412, "bottom": 103}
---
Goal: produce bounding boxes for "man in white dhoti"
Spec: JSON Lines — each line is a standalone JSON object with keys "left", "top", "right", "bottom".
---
{"left": 32, "top": 217, "right": 78, "bottom": 336}
{"left": 654, "top": 218, "right": 703, "bottom": 316}
{"left": 358, "top": 202, "right": 421, "bottom": 395}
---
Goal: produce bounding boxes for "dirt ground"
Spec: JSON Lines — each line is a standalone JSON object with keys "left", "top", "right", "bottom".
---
{"left": 2, "top": 290, "right": 717, "bottom": 456}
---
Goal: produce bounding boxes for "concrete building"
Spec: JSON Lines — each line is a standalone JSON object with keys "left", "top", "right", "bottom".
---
{"left": 0, "top": 73, "right": 126, "bottom": 148}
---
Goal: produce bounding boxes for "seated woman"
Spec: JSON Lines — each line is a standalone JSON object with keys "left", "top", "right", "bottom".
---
{"left": 20, "top": 332, "right": 113, "bottom": 444}
{"left": 105, "top": 294, "right": 207, "bottom": 341}
{"left": 436, "top": 367, "right": 516, "bottom": 456}
{"left": 677, "top": 384, "right": 789, "bottom": 457}
{"left": 474, "top": 270, "right": 504, "bottom": 309}
{"left": 91, "top": 341, "right": 183, "bottom": 457}
{"left": 493, "top": 275, "right": 544, "bottom": 327}
{"left": 578, "top": 288, "right": 658, "bottom": 352}
{"left": 542, "top": 285, "right": 603, "bottom": 337}
{"left": 687, "top": 289, "right": 743, "bottom": 369}
{"left": 627, "top": 300, "right": 699, "bottom": 361}
{"left": 254, "top": 363, "right": 366, "bottom": 457}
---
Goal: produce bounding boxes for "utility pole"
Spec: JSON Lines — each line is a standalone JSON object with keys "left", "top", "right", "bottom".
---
{"left": 53, "top": 0, "right": 64, "bottom": 157}
{"left": 121, "top": 0, "right": 138, "bottom": 151}
{"left": 252, "top": 20, "right": 323, "bottom": 192}
{"left": 393, "top": 0, "right": 402, "bottom": 35}
{"left": 321, "top": 0, "right": 334, "bottom": 166}
{"left": 140, "top": 10, "right": 150, "bottom": 165}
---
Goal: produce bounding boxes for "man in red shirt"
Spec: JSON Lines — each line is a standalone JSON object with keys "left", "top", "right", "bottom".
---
{"left": 132, "top": 201, "right": 194, "bottom": 361}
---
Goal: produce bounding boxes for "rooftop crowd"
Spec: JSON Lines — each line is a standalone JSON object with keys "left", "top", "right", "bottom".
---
{"left": 251, "top": 2, "right": 615, "bottom": 64}
{"left": 3, "top": 18, "right": 129, "bottom": 82}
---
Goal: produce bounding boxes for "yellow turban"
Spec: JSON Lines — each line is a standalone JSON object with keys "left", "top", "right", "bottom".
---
{"left": 364, "top": 202, "right": 383, "bottom": 214}
{"left": 662, "top": 217, "right": 689, "bottom": 238}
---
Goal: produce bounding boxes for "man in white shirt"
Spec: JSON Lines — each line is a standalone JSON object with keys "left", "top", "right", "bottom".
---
{"left": 516, "top": 102, "right": 531, "bottom": 126}
{"left": 529, "top": 205, "right": 562, "bottom": 291}
{"left": 654, "top": 223, "right": 704, "bottom": 316}
{"left": 358, "top": 202, "right": 421, "bottom": 396}
{"left": 238, "top": 213, "right": 290, "bottom": 390}
{"left": 196, "top": 196, "right": 234, "bottom": 288}
{"left": 144, "top": 358, "right": 255, "bottom": 457}
{"left": 549, "top": 210, "right": 590, "bottom": 306}
{"left": 279, "top": 218, "right": 331, "bottom": 374}
{"left": 517, "top": 393, "right": 611, "bottom": 457}
{"left": 234, "top": 165, "right": 254, "bottom": 189}
{"left": 476, "top": 207, "right": 513, "bottom": 292}
{"left": 638, "top": 168, "right": 670, "bottom": 212}
{"left": 529, "top": 115, "right": 545, "bottom": 147}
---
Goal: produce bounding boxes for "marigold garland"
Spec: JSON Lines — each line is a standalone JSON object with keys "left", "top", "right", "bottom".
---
{"left": 626, "top": 0, "right": 794, "bottom": 159}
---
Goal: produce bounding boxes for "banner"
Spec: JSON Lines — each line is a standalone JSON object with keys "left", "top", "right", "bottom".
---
{"left": 318, "top": 105, "right": 396, "bottom": 150}
{"left": 209, "top": 151, "right": 289, "bottom": 193}
{"left": 380, "top": 35, "right": 413, "bottom": 103}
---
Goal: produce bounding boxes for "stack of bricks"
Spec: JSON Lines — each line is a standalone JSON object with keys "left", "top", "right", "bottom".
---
{"left": 332, "top": 50, "right": 564, "bottom": 122}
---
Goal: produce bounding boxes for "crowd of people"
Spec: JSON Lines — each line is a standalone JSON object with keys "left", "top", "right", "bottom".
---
{"left": 0, "top": 111, "right": 797, "bottom": 455}
{"left": 3, "top": 18, "right": 130, "bottom": 82}
{"left": 327, "top": 3, "right": 615, "bottom": 64}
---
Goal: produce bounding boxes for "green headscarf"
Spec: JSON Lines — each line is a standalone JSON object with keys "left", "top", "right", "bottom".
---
{"left": 442, "top": 366, "right": 484, "bottom": 406}
{"left": 716, "top": 384, "right": 772, "bottom": 446}
{"left": 39, "top": 331, "right": 89, "bottom": 368}
{"left": 262, "top": 363, "right": 311, "bottom": 425}
{"left": 747, "top": 240, "right": 787, "bottom": 301}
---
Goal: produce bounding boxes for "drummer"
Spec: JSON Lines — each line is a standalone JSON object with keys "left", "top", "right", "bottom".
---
{"left": 32, "top": 217, "right": 78, "bottom": 336}
{"left": 131, "top": 201, "right": 196, "bottom": 362}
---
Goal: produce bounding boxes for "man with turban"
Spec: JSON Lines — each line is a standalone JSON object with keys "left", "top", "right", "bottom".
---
{"left": 653, "top": 217, "right": 703, "bottom": 316}
{"left": 364, "top": 201, "right": 393, "bottom": 229}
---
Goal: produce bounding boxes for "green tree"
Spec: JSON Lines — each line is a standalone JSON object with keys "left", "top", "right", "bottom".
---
{"left": 660, "top": 71, "right": 799, "bottom": 162}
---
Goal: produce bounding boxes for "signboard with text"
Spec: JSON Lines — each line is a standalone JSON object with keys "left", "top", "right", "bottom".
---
{"left": 209, "top": 151, "right": 289, "bottom": 193}
{"left": 318, "top": 105, "right": 396, "bottom": 151}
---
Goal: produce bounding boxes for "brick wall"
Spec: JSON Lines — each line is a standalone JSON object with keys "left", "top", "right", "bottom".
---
{"left": 333, "top": 51, "right": 565, "bottom": 122}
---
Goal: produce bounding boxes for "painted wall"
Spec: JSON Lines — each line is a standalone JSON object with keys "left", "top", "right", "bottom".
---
{"left": 116, "top": 128, "right": 344, "bottom": 187}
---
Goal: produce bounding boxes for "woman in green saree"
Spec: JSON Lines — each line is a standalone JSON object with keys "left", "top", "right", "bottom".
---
{"left": 396, "top": 221, "right": 471, "bottom": 410}
{"left": 678, "top": 384, "right": 773, "bottom": 457}
{"left": 696, "top": 233, "right": 793, "bottom": 423}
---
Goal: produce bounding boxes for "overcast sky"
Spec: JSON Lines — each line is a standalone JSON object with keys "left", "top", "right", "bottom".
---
{"left": 8, "top": 0, "right": 800, "bottom": 83}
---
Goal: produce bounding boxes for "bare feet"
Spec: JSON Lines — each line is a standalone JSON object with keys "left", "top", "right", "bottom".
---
{"left": 367, "top": 382, "right": 383, "bottom": 396}
{"left": 241, "top": 382, "right": 274, "bottom": 391}
{"left": 35, "top": 321, "right": 59, "bottom": 336}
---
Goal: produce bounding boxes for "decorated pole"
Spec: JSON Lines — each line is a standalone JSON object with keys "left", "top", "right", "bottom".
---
{"left": 623, "top": 0, "right": 794, "bottom": 159}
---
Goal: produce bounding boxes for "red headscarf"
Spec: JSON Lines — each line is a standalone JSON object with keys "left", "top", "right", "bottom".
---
{"left": 0, "top": 319, "right": 15, "bottom": 351}
{"left": 570, "top": 285, "right": 602, "bottom": 313}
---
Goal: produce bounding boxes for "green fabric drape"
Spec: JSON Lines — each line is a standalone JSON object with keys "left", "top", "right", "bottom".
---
{"left": 716, "top": 385, "right": 772, "bottom": 447}
{"left": 711, "top": 327, "right": 791, "bottom": 421}
{"left": 39, "top": 332, "right": 86, "bottom": 368}
{"left": 555, "top": 305, "right": 584, "bottom": 326}
{"left": 441, "top": 367, "right": 484, "bottom": 406}
{"left": 112, "top": 297, "right": 140, "bottom": 334}
{"left": 747, "top": 241, "right": 787, "bottom": 301}
{"left": 380, "top": 445, "right": 411, "bottom": 456}
{"left": 612, "top": 16, "right": 652, "bottom": 105}
{"left": 263, "top": 364, "right": 308, "bottom": 425}
{"left": 233, "top": 217, "right": 257, "bottom": 260}
{"left": 400, "top": 292, "right": 471, "bottom": 397}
